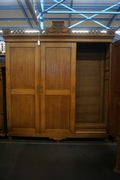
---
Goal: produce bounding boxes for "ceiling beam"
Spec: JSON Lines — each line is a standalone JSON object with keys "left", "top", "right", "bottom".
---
{"left": 1, "top": 17, "right": 120, "bottom": 22}
{"left": 36, "top": 0, "right": 44, "bottom": 30}
{"left": 37, "top": 0, "right": 65, "bottom": 30}
{"left": 68, "top": 0, "right": 73, "bottom": 27}
{"left": 53, "top": 0, "right": 120, "bottom": 30}
{"left": 47, "top": 11, "right": 120, "bottom": 14}
{"left": 25, "top": 0, "right": 38, "bottom": 25}
{"left": 107, "top": 6, "right": 120, "bottom": 27}
{"left": 17, "top": 0, "right": 33, "bottom": 28}
{"left": 0, "top": 5, "right": 119, "bottom": 11}
{"left": 36, "top": 0, "right": 42, "bottom": 12}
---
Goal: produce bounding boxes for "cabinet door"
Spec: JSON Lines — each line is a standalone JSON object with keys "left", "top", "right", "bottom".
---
{"left": 109, "top": 40, "right": 120, "bottom": 138}
{"left": 6, "top": 43, "right": 40, "bottom": 136}
{"left": 41, "top": 43, "right": 76, "bottom": 139}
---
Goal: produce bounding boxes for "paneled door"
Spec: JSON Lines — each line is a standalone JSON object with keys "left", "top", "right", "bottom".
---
{"left": 40, "top": 43, "right": 76, "bottom": 140}
{"left": 109, "top": 40, "right": 120, "bottom": 138}
{"left": 6, "top": 43, "right": 40, "bottom": 137}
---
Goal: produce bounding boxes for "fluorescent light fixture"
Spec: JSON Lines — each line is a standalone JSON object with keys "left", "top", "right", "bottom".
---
{"left": 116, "top": 30, "right": 120, "bottom": 34}
{"left": 72, "top": 30, "right": 89, "bottom": 33}
{"left": 24, "top": 30, "right": 40, "bottom": 33}
{"left": 101, "top": 30, "right": 107, "bottom": 33}
{"left": 10, "top": 30, "right": 40, "bottom": 34}
{"left": 72, "top": 30, "right": 108, "bottom": 34}
{"left": 0, "top": 30, "right": 3, "bottom": 33}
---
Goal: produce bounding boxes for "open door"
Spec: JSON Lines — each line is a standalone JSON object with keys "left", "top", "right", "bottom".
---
{"left": 109, "top": 40, "right": 120, "bottom": 138}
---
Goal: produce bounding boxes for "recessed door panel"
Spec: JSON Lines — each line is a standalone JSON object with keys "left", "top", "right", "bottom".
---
{"left": 6, "top": 43, "right": 40, "bottom": 134}
{"left": 41, "top": 43, "right": 76, "bottom": 136}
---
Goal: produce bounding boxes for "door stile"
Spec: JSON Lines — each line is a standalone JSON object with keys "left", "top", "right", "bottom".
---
{"left": 6, "top": 43, "right": 12, "bottom": 132}
{"left": 70, "top": 43, "right": 76, "bottom": 133}
{"left": 35, "top": 44, "right": 40, "bottom": 133}
{"left": 40, "top": 43, "right": 46, "bottom": 133}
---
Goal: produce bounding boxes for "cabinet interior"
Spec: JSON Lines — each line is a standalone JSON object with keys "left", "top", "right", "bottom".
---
{"left": 76, "top": 42, "right": 110, "bottom": 129}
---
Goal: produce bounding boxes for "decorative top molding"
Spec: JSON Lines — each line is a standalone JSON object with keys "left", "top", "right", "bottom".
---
{"left": 44, "top": 21, "right": 71, "bottom": 35}
{"left": 72, "top": 29, "right": 115, "bottom": 36}
{"left": 107, "top": 29, "right": 115, "bottom": 35}
{"left": 3, "top": 29, "right": 40, "bottom": 36}
{"left": 2, "top": 30, "right": 11, "bottom": 35}
{"left": 2, "top": 21, "right": 115, "bottom": 38}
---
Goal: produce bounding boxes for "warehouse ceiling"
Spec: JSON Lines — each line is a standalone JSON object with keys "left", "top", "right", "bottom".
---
{"left": 0, "top": 0, "right": 120, "bottom": 39}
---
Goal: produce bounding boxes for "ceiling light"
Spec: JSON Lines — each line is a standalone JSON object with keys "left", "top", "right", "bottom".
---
{"left": 116, "top": 30, "right": 120, "bottom": 34}
{"left": 24, "top": 30, "right": 40, "bottom": 33}
{"left": 101, "top": 30, "right": 107, "bottom": 34}
{"left": 72, "top": 30, "right": 89, "bottom": 33}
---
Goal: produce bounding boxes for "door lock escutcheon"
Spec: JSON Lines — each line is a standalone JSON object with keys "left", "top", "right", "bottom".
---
{"left": 37, "top": 86, "right": 43, "bottom": 93}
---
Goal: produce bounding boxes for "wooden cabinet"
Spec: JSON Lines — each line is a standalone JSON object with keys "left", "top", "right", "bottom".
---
{"left": 0, "top": 55, "right": 6, "bottom": 136}
{"left": 3, "top": 21, "right": 120, "bottom": 140}
{"left": 5, "top": 41, "right": 76, "bottom": 140}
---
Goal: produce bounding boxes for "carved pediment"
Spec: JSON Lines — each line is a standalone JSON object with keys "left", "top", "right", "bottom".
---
{"left": 45, "top": 21, "right": 71, "bottom": 35}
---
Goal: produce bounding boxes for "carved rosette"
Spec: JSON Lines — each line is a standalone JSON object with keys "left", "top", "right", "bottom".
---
{"left": 45, "top": 21, "right": 71, "bottom": 34}
{"left": 2, "top": 30, "right": 11, "bottom": 35}
{"left": 107, "top": 30, "right": 115, "bottom": 35}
